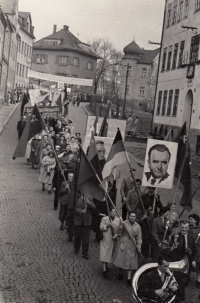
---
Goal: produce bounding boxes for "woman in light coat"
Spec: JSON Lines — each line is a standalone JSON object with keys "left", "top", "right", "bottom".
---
{"left": 99, "top": 208, "right": 121, "bottom": 278}
{"left": 112, "top": 211, "right": 142, "bottom": 285}
{"left": 39, "top": 150, "right": 56, "bottom": 193}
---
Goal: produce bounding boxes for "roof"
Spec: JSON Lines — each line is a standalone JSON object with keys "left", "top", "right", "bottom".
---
{"left": 138, "top": 48, "right": 160, "bottom": 64}
{"left": 18, "top": 11, "right": 35, "bottom": 39}
{"left": 123, "top": 40, "right": 144, "bottom": 55}
{"left": 34, "top": 28, "right": 101, "bottom": 59}
{"left": 18, "top": 12, "right": 30, "bottom": 19}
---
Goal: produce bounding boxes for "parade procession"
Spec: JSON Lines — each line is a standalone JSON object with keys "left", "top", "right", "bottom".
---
{"left": 2, "top": 0, "right": 200, "bottom": 303}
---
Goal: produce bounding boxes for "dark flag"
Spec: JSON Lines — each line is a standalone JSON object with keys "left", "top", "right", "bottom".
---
{"left": 64, "top": 85, "right": 68, "bottom": 101}
{"left": 63, "top": 100, "right": 70, "bottom": 118}
{"left": 13, "top": 104, "right": 45, "bottom": 159}
{"left": 174, "top": 122, "right": 192, "bottom": 210}
{"left": 55, "top": 93, "right": 62, "bottom": 107}
{"left": 99, "top": 104, "right": 110, "bottom": 137}
{"left": 20, "top": 92, "right": 29, "bottom": 116}
{"left": 87, "top": 132, "right": 102, "bottom": 180}
{"left": 77, "top": 145, "right": 105, "bottom": 201}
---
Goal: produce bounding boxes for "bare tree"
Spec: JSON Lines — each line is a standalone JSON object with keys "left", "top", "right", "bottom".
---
{"left": 88, "top": 38, "right": 123, "bottom": 94}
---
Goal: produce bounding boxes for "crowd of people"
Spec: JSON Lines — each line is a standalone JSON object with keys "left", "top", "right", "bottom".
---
{"left": 16, "top": 107, "right": 200, "bottom": 303}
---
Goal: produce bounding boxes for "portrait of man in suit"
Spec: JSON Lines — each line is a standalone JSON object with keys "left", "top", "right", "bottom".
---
{"left": 142, "top": 139, "right": 178, "bottom": 189}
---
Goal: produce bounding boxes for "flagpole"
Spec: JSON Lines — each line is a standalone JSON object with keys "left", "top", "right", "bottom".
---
{"left": 35, "top": 104, "right": 68, "bottom": 185}
{"left": 79, "top": 144, "right": 145, "bottom": 262}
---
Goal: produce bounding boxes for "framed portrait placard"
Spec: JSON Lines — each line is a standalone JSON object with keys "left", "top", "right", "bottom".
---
{"left": 142, "top": 139, "right": 178, "bottom": 189}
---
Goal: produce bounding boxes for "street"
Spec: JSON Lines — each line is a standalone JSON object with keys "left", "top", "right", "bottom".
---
{"left": 0, "top": 104, "right": 199, "bottom": 303}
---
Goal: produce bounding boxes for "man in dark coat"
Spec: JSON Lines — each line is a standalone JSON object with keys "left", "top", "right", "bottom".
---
{"left": 141, "top": 186, "right": 162, "bottom": 217}
{"left": 120, "top": 168, "right": 136, "bottom": 220}
{"left": 73, "top": 194, "right": 96, "bottom": 259}
{"left": 138, "top": 254, "right": 178, "bottom": 302}
{"left": 126, "top": 179, "right": 142, "bottom": 214}
{"left": 151, "top": 206, "right": 171, "bottom": 261}
{"left": 17, "top": 116, "right": 26, "bottom": 139}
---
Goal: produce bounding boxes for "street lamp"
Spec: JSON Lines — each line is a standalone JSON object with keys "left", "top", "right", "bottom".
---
{"left": 123, "top": 63, "right": 132, "bottom": 117}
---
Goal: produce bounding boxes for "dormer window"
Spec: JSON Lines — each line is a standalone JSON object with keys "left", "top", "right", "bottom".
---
{"left": 44, "top": 40, "right": 60, "bottom": 46}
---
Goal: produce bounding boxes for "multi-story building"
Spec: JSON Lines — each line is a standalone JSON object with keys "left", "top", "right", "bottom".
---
{"left": 0, "top": 0, "right": 19, "bottom": 103}
{"left": 15, "top": 12, "right": 35, "bottom": 88}
{"left": 0, "top": 8, "right": 8, "bottom": 104}
{"left": 119, "top": 40, "right": 160, "bottom": 110}
{"left": 153, "top": 0, "right": 200, "bottom": 153}
{"left": 31, "top": 25, "right": 100, "bottom": 93}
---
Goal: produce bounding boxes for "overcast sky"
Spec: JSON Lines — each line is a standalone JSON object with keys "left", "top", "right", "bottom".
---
{"left": 18, "top": 0, "right": 165, "bottom": 52}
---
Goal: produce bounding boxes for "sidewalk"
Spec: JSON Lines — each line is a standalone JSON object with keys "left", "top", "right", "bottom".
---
{"left": 0, "top": 103, "right": 20, "bottom": 135}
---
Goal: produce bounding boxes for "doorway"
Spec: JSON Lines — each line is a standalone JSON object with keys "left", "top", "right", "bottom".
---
{"left": 182, "top": 89, "right": 193, "bottom": 130}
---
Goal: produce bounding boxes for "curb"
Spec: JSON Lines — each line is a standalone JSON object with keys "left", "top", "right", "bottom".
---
{"left": 0, "top": 103, "right": 20, "bottom": 135}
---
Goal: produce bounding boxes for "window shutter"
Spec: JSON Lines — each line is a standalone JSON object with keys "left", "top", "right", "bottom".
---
{"left": 32, "top": 54, "right": 36, "bottom": 62}
{"left": 68, "top": 56, "right": 71, "bottom": 64}
{"left": 55, "top": 55, "right": 59, "bottom": 64}
{"left": 45, "top": 55, "right": 48, "bottom": 63}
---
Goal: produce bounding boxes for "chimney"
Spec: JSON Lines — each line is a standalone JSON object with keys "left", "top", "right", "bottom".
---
{"left": 53, "top": 25, "right": 57, "bottom": 34}
{"left": 63, "top": 25, "right": 69, "bottom": 31}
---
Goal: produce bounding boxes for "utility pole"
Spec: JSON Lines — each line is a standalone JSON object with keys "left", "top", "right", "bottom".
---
{"left": 123, "top": 63, "right": 132, "bottom": 116}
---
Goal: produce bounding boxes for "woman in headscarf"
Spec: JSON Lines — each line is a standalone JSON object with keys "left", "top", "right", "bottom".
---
{"left": 39, "top": 150, "right": 56, "bottom": 193}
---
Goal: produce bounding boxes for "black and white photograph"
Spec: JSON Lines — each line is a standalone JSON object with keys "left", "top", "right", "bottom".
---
{"left": 1, "top": 0, "right": 200, "bottom": 302}
{"left": 142, "top": 139, "right": 178, "bottom": 189}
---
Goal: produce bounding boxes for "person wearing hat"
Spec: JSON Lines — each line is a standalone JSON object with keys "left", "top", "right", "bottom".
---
{"left": 39, "top": 150, "right": 56, "bottom": 193}
{"left": 75, "top": 132, "right": 82, "bottom": 145}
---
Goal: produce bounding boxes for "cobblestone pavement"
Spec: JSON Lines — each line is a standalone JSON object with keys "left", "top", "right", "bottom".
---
{"left": 0, "top": 104, "right": 199, "bottom": 303}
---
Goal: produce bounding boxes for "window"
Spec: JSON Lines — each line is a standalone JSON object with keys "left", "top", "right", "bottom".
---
{"left": 189, "top": 35, "right": 200, "bottom": 63}
{"left": 36, "top": 54, "right": 45, "bottom": 63}
{"left": 24, "top": 43, "right": 26, "bottom": 55}
{"left": 166, "top": 3, "right": 172, "bottom": 27}
{"left": 167, "top": 46, "right": 173, "bottom": 70}
{"left": 184, "top": 0, "right": 190, "bottom": 18}
{"left": 59, "top": 56, "right": 68, "bottom": 64}
{"left": 29, "top": 46, "right": 32, "bottom": 57}
{"left": 195, "top": 0, "right": 200, "bottom": 11}
{"left": 73, "top": 57, "right": 79, "bottom": 66}
{"left": 44, "top": 40, "right": 59, "bottom": 46}
{"left": 22, "top": 65, "right": 25, "bottom": 77}
{"left": 139, "top": 86, "right": 145, "bottom": 97}
{"left": 17, "top": 63, "right": 19, "bottom": 75}
{"left": 172, "top": 43, "right": 178, "bottom": 69}
{"left": 19, "top": 64, "right": 22, "bottom": 76}
{"left": 161, "top": 91, "right": 168, "bottom": 115}
{"left": 141, "top": 68, "right": 147, "bottom": 78}
{"left": 87, "top": 61, "right": 93, "bottom": 70}
{"left": 156, "top": 91, "right": 163, "bottom": 115}
{"left": 167, "top": 90, "right": 173, "bottom": 115}
{"left": 172, "top": 89, "right": 179, "bottom": 116}
{"left": 172, "top": 0, "right": 178, "bottom": 24}
{"left": 161, "top": 47, "right": 167, "bottom": 71}
{"left": 27, "top": 45, "right": 29, "bottom": 57}
{"left": 21, "top": 41, "right": 24, "bottom": 54}
{"left": 178, "top": 40, "right": 185, "bottom": 66}
{"left": 177, "top": 1, "right": 183, "bottom": 22}
{"left": 26, "top": 67, "right": 28, "bottom": 78}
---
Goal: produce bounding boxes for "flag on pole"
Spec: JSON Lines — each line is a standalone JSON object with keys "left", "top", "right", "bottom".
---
{"left": 99, "top": 105, "right": 110, "bottom": 137}
{"left": 77, "top": 145, "right": 105, "bottom": 201}
{"left": 13, "top": 104, "right": 45, "bottom": 159}
{"left": 87, "top": 132, "right": 102, "bottom": 180}
{"left": 102, "top": 129, "right": 127, "bottom": 180}
{"left": 20, "top": 92, "right": 29, "bottom": 116}
{"left": 51, "top": 91, "right": 62, "bottom": 107}
{"left": 173, "top": 122, "right": 192, "bottom": 210}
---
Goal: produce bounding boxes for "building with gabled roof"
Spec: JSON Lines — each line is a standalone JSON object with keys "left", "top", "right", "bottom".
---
{"left": 31, "top": 25, "right": 100, "bottom": 92}
{"left": 119, "top": 39, "right": 160, "bottom": 111}
{"left": 15, "top": 11, "right": 35, "bottom": 88}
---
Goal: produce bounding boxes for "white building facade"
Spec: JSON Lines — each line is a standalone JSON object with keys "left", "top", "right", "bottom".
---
{"left": 15, "top": 12, "right": 35, "bottom": 88}
{"left": 153, "top": 0, "right": 200, "bottom": 153}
